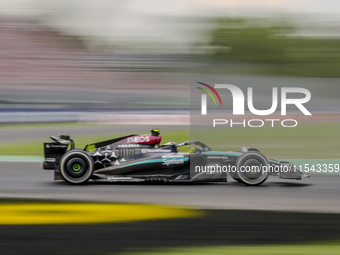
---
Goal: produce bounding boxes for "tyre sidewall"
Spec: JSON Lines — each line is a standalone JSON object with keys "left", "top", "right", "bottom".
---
{"left": 235, "top": 152, "right": 269, "bottom": 186}
{"left": 59, "top": 150, "right": 94, "bottom": 184}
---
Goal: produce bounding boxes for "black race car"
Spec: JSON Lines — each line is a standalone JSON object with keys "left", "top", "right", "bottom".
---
{"left": 43, "top": 129, "right": 310, "bottom": 186}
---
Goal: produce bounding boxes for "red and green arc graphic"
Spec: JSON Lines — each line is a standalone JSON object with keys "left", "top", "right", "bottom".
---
{"left": 196, "top": 82, "right": 223, "bottom": 106}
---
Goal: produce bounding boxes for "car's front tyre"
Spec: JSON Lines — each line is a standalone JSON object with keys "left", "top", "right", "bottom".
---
{"left": 59, "top": 150, "right": 94, "bottom": 184}
{"left": 234, "top": 152, "right": 269, "bottom": 186}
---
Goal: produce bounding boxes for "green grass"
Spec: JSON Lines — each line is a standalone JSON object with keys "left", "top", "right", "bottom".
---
{"left": 1, "top": 122, "right": 340, "bottom": 158}
{"left": 206, "top": 18, "right": 340, "bottom": 78}
{"left": 121, "top": 243, "right": 340, "bottom": 255}
{"left": 192, "top": 123, "right": 340, "bottom": 159}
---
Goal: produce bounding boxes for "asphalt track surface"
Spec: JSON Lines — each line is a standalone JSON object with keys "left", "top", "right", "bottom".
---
{"left": 0, "top": 162, "right": 339, "bottom": 213}
{"left": 1, "top": 163, "right": 340, "bottom": 254}
{"left": 1, "top": 123, "right": 338, "bottom": 214}
{"left": 1, "top": 209, "right": 340, "bottom": 255}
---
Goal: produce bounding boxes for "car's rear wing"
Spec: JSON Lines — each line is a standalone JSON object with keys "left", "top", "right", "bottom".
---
{"left": 43, "top": 135, "right": 73, "bottom": 170}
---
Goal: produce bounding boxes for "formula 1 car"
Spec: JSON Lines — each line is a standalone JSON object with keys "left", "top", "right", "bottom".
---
{"left": 43, "top": 129, "right": 310, "bottom": 186}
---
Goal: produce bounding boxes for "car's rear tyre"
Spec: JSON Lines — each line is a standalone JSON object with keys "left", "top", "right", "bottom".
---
{"left": 235, "top": 152, "right": 269, "bottom": 186}
{"left": 59, "top": 150, "right": 94, "bottom": 184}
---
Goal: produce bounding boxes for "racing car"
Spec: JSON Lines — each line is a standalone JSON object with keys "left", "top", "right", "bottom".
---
{"left": 43, "top": 129, "right": 310, "bottom": 186}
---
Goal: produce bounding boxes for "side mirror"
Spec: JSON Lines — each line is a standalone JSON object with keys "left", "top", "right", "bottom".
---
{"left": 60, "top": 135, "right": 70, "bottom": 140}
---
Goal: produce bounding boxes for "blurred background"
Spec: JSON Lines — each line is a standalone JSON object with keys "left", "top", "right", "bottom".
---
{"left": 1, "top": 1, "right": 340, "bottom": 255}
{"left": 0, "top": 0, "right": 339, "bottom": 125}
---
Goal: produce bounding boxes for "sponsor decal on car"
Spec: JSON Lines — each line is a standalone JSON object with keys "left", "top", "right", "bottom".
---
{"left": 126, "top": 135, "right": 161, "bottom": 144}
{"left": 128, "top": 136, "right": 150, "bottom": 143}
{"left": 162, "top": 155, "right": 184, "bottom": 158}
{"left": 141, "top": 149, "right": 172, "bottom": 153}
{"left": 49, "top": 144, "right": 68, "bottom": 148}
{"left": 162, "top": 155, "right": 186, "bottom": 166}
{"left": 207, "top": 156, "right": 228, "bottom": 159}
{"left": 118, "top": 144, "right": 140, "bottom": 148}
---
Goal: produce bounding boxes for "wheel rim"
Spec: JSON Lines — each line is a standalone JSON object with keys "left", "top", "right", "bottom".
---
{"left": 60, "top": 151, "right": 94, "bottom": 184}
{"left": 65, "top": 157, "right": 87, "bottom": 178}
{"left": 72, "top": 164, "right": 81, "bottom": 172}
{"left": 237, "top": 156, "right": 269, "bottom": 185}
{"left": 248, "top": 164, "right": 258, "bottom": 173}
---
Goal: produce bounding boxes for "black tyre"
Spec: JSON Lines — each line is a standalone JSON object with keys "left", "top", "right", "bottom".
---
{"left": 235, "top": 152, "right": 269, "bottom": 186}
{"left": 59, "top": 150, "right": 94, "bottom": 184}
{"left": 229, "top": 171, "right": 242, "bottom": 182}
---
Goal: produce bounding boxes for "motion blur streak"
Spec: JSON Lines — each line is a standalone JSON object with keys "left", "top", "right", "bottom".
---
{"left": 0, "top": 203, "right": 199, "bottom": 225}
{"left": 1, "top": 1, "right": 340, "bottom": 255}
{"left": 0, "top": 16, "right": 191, "bottom": 124}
